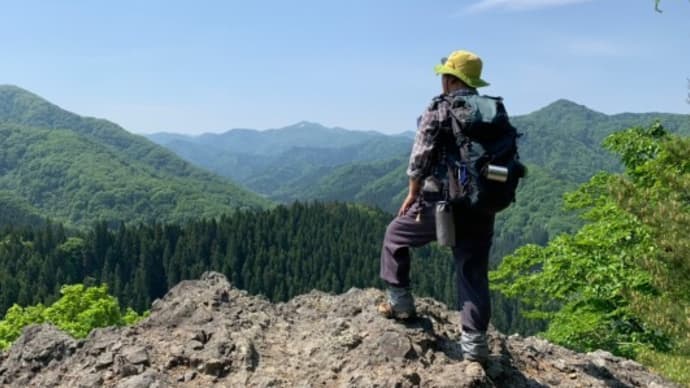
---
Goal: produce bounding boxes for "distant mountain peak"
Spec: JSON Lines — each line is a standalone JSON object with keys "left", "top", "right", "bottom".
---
{"left": 291, "top": 120, "right": 322, "bottom": 128}
{"left": 0, "top": 84, "right": 53, "bottom": 105}
{"left": 0, "top": 84, "right": 90, "bottom": 130}
{"left": 539, "top": 99, "right": 605, "bottom": 116}
{"left": 279, "top": 121, "right": 333, "bottom": 133}
{"left": 0, "top": 84, "right": 56, "bottom": 112}
{"left": 0, "top": 84, "right": 31, "bottom": 93}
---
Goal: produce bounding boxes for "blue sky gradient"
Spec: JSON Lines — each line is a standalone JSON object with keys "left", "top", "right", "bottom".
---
{"left": 1, "top": 0, "right": 688, "bottom": 134}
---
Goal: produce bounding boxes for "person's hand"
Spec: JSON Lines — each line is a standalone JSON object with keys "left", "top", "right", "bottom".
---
{"left": 398, "top": 193, "right": 418, "bottom": 217}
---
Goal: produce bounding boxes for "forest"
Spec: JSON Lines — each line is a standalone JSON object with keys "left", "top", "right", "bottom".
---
{"left": 1, "top": 85, "right": 688, "bottom": 382}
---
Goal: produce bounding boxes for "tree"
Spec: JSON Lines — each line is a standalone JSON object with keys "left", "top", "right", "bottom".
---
{"left": 0, "top": 283, "right": 146, "bottom": 349}
{"left": 491, "top": 123, "right": 690, "bottom": 359}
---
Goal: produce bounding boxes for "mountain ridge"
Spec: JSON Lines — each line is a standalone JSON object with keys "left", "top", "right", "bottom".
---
{"left": 147, "top": 97, "right": 688, "bottom": 139}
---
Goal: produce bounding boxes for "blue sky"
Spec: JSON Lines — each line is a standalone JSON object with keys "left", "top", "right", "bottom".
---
{"left": 0, "top": 0, "right": 688, "bottom": 134}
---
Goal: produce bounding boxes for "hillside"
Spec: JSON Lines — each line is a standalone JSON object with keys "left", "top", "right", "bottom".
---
{"left": 0, "top": 191, "right": 45, "bottom": 228}
{"left": 512, "top": 99, "right": 690, "bottom": 182}
{"left": 0, "top": 272, "right": 676, "bottom": 387}
{"left": 0, "top": 85, "right": 270, "bottom": 227}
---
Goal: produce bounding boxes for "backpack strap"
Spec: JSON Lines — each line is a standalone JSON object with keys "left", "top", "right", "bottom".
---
{"left": 438, "top": 95, "right": 470, "bottom": 201}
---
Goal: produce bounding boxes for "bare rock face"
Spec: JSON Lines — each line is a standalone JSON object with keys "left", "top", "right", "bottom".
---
{"left": 0, "top": 272, "right": 678, "bottom": 387}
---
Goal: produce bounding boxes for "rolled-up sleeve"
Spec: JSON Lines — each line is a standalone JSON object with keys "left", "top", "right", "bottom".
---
{"left": 406, "top": 105, "right": 441, "bottom": 180}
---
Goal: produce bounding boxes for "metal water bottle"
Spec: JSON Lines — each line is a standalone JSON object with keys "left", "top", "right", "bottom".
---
{"left": 485, "top": 164, "right": 509, "bottom": 182}
{"left": 435, "top": 201, "right": 455, "bottom": 247}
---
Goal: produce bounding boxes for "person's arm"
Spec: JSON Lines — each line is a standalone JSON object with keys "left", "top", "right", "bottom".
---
{"left": 398, "top": 177, "right": 422, "bottom": 216}
{"left": 399, "top": 102, "right": 440, "bottom": 216}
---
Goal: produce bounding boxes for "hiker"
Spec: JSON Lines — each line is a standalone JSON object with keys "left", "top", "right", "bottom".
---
{"left": 378, "top": 50, "right": 512, "bottom": 364}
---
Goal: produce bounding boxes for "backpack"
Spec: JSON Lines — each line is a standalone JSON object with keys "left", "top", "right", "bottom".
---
{"left": 440, "top": 94, "right": 526, "bottom": 213}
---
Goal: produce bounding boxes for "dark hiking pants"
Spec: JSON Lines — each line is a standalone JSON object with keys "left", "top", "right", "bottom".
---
{"left": 379, "top": 199, "right": 495, "bottom": 334}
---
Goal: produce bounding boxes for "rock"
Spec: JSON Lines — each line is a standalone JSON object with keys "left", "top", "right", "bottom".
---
{"left": 123, "top": 346, "right": 150, "bottom": 366}
{"left": 115, "top": 371, "right": 168, "bottom": 388}
{"left": 199, "top": 357, "right": 229, "bottom": 377}
{"left": 377, "top": 331, "right": 414, "bottom": 360}
{"left": 0, "top": 324, "right": 77, "bottom": 384}
{"left": 78, "top": 373, "right": 104, "bottom": 388}
{"left": 117, "top": 362, "right": 140, "bottom": 378}
{"left": 0, "top": 272, "right": 680, "bottom": 387}
{"left": 403, "top": 371, "right": 421, "bottom": 386}
{"left": 95, "top": 351, "right": 114, "bottom": 369}
{"left": 183, "top": 371, "right": 196, "bottom": 382}
{"left": 185, "top": 340, "right": 203, "bottom": 352}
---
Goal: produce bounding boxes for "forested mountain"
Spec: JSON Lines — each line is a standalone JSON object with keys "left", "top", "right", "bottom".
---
{"left": 149, "top": 100, "right": 690, "bottom": 209}
{"left": 147, "top": 122, "right": 412, "bottom": 194}
{"left": 0, "top": 191, "right": 45, "bottom": 228}
{"left": 0, "top": 85, "right": 270, "bottom": 227}
{"left": 152, "top": 121, "right": 390, "bottom": 154}
{"left": 514, "top": 99, "right": 690, "bottom": 182}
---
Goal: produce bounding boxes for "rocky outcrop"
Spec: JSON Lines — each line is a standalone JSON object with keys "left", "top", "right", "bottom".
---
{"left": 0, "top": 272, "right": 678, "bottom": 387}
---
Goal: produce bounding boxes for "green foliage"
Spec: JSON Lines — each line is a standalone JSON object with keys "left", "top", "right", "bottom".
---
{"left": 0, "top": 304, "right": 46, "bottom": 349}
{"left": 491, "top": 123, "right": 690, "bottom": 361}
{"left": 0, "top": 191, "right": 45, "bottom": 228}
{"left": 0, "top": 283, "right": 145, "bottom": 350}
{"left": 637, "top": 349, "right": 690, "bottom": 386}
{"left": 491, "top": 203, "right": 663, "bottom": 357}
{"left": 41, "top": 284, "right": 123, "bottom": 338}
{"left": 604, "top": 127, "right": 690, "bottom": 353}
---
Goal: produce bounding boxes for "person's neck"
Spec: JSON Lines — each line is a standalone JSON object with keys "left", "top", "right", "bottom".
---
{"left": 449, "top": 84, "right": 470, "bottom": 93}
{"left": 446, "top": 85, "right": 475, "bottom": 95}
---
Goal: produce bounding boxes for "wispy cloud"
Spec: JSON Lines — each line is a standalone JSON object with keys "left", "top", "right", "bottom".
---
{"left": 464, "top": 0, "right": 592, "bottom": 14}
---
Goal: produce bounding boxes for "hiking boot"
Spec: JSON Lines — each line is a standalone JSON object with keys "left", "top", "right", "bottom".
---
{"left": 377, "top": 301, "right": 417, "bottom": 320}
{"left": 378, "top": 286, "right": 416, "bottom": 320}
{"left": 461, "top": 331, "right": 489, "bottom": 364}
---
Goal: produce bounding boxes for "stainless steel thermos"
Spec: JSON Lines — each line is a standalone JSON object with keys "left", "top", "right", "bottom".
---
{"left": 435, "top": 201, "right": 455, "bottom": 247}
{"left": 485, "top": 164, "right": 509, "bottom": 182}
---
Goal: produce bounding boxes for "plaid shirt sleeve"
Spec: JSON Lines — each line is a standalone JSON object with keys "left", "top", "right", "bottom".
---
{"left": 406, "top": 99, "right": 448, "bottom": 180}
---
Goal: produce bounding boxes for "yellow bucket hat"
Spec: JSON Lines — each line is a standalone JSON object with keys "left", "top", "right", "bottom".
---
{"left": 434, "top": 50, "right": 490, "bottom": 88}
